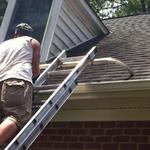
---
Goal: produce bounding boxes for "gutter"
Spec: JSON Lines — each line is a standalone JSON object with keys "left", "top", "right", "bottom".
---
{"left": 53, "top": 79, "right": 150, "bottom": 122}
{"left": 67, "top": 78, "right": 150, "bottom": 102}
{"left": 74, "top": 79, "right": 150, "bottom": 94}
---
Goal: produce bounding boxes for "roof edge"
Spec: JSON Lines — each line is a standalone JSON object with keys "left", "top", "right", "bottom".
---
{"left": 83, "top": 0, "right": 109, "bottom": 35}
{"left": 75, "top": 79, "right": 150, "bottom": 93}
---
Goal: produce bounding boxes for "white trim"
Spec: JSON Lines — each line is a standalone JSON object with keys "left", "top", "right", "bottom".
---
{"left": 52, "top": 79, "right": 150, "bottom": 121}
{"left": 63, "top": 0, "right": 92, "bottom": 38}
{"left": 0, "top": 0, "right": 16, "bottom": 43}
{"left": 41, "top": 0, "right": 64, "bottom": 62}
{"left": 53, "top": 109, "right": 150, "bottom": 122}
{"left": 80, "top": 0, "right": 109, "bottom": 35}
{"left": 75, "top": 79, "right": 150, "bottom": 93}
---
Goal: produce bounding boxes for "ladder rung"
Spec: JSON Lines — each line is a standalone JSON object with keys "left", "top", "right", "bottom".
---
{"left": 39, "top": 57, "right": 84, "bottom": 70}
{"left": 34, "top": 84, "right": 60, "bottom": 90}
{"left": 59, "top": 61, "right": 79, "bottom": 68}
{"left": 34, "top": 89, "right": 55, "bottom": 94}
{"left": 59, "top": 56, "right": 84, "bottom": 68}
{"left": 32, "top": 100, "right": 45, "bottom": 106}
{"left": 5, "top": 46, "right": 97, "bottom": 150}
{"left": 48, "top": 69, "right": 73, "bottom": 76}
{"left": 60, "top": 56, "right": 84, "bottom": 63}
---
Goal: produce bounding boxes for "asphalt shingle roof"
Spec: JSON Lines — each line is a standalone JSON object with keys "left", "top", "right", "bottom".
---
{"left": 78, "top": 14, "right": 150, "bottom": 82}
{"left": 46, "top": 14, "right": 150, "bottom": 84}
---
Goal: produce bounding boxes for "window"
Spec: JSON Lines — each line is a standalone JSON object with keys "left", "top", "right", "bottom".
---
{"left": 6, "top": 0, "right": 53, "bottom": 43}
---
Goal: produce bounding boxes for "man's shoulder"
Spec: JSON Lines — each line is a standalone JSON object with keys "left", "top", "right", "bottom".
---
{"left": 0, "top": 38, "right": 15, "bottom": 48}
{"left": 31, "top": 38, "right": 40, "bottom": 51}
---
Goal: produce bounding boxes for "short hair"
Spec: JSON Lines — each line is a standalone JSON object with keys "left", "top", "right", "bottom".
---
{"left": 15, "top": 23, "right": 33, "bottom": 36}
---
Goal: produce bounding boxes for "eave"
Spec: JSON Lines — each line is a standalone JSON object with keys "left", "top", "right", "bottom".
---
{"left": 53, "top": 79, "right": 150, "bottom": 122}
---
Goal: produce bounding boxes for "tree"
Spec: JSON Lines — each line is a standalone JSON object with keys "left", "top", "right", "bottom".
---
{"left": 87, "top": 0, "right": 150, "bottom": 19}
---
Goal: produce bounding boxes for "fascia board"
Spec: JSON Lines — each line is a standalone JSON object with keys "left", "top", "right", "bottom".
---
{"left": 53, "top": 79, "right": 150, "bottom": 122}
{"left": 81, "top": 0, "right": 109, "bottom": 35}
{"left": 41, "top": 0, "right": 63, "bottom": 62}
{"left": 75, "top": 79, "right": 150, "bottom": 93}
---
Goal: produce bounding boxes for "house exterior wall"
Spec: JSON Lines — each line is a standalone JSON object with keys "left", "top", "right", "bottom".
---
{"left": 30, "top": 121, "right": 150, "bottom": 150}
{"left": 41, "top": 0, "right": 108, "bottom": 61}
{"left": 0, "top": 0, "right": 108, "bottom": 62}
{"left": 28, "top": 14, "right": 150, "bottom": 150}
{"left": 29, "top": 82, "right": 150, "bottom": 150}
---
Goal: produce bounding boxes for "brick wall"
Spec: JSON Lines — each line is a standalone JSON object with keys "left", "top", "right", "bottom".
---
{"left": 30, "top": 121, "right": 150, "bottom": 150}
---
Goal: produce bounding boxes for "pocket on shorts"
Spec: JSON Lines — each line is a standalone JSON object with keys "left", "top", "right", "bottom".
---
{"left": 1, "top": 80, "right": 26, "bottom": 107}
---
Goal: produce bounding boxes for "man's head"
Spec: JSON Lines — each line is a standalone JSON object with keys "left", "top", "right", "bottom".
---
{"left": 14, "top": 23, "right": 33, "bottom": 37}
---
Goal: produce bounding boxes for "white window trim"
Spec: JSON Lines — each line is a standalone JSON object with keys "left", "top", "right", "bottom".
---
{"left": 0, "top": 0, "right": 17, "bottom": 43}
{"left": 41, "top": 0, "right": 64, "bottom": 62}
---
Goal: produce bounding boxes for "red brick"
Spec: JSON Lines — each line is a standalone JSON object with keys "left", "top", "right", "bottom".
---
{"left": 57, "top": 129, "right": 71, "bottom": 135}
{"left": 64, "top": 136, "right": 78, "bottom": 142}
{"left": 136, "top": 121, "right": 150, "bottom": 128}
{"left": 85, "top": 143, "right": 101, "bottom": 149}
{"left": 36, "top": 135, "right": 48, "bottom": 141}
{"left": 84, "top": 122, "right": 99, "bottom": 128}
{"left": 69, "top": 143, "right": 84, "bottom": 149}
{"left": 43, "top": 129, "right": 57, "bottom": 134}
{"left": 90, "top": 129, "right": 104, "bottom": 135}
{"left": 72, "top": 129, "right": 87, "bottom": 135}
{"left": 30, "top": 141, "right": 39, "bottom": 149}
{"left": 30, "top": 141, "right": 53, "bottom": 149}
{"left": 124, "top": 129, "right": 140, "bottom": 135}
{"left": 68, "top": 122, "right": 83, "bottom": 128}
{"left": 113, "top": 136, "right": 129, "bottom": 142}
{"left": 38, "top": 142, "right": 53, "bottom": 148}
{"left": 100, "top": 122, "right": 116, "bottom": 128}
{"left": 131, "top": 136, "right": 148, "bottom": 143}
{"left": 139, "top": 144, "right": 150, "bottom": 150}
{"left": 142, "top": 129, "right": 150, "bottom": 135}
{"left": 117, "top": 121, "right": 135, "bottom": 128}
{"left": 105, "top": 129, "right": 122, "bottom": 135}
{"left": 48, "top": 136, "right": 63, "bottom": 141}
{"left": 96, "top": 136, "right": 112, "bottom": 142}
{"left": 54, "top": 143, "right": 68, "bottom": 149}
{"left": 50, "top": 122, "right": 67, "bottom": 128}
{"left": 103, "top": 143, "right": 119, "bottom": 150}
{"left": 120, "top": 144, "right": 137, "bottom": 150}
{"left": 79, "top": 136, "right": 94, "bottom": 142}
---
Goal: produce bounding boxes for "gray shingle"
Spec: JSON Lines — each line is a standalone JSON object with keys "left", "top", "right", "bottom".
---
{"left": 45, "top": 14, "right": 150, "bottom": 84}
{"left": 90, "top": 14, "right": 150, "bottom": 82}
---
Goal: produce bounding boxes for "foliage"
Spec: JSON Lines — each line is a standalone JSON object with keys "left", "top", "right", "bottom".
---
{"left": 0, "top": 0, "right": 150, "bottom": 23}
{"left": 87, "top": 0, "right": 150, "bottom": 19}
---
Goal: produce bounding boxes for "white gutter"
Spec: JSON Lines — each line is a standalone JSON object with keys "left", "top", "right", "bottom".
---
{"left": 74, "top": 79, "right": 150, "bottom": 94}
{"left": 53, "top": 79, "right": 150, "bottom": 122}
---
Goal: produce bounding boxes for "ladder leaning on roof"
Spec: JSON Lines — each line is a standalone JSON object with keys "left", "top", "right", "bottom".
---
{"left": 5, "top": 46, "right": 97, "bottom": 150}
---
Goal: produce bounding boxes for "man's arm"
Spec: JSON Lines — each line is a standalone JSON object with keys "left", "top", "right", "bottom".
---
{"left": 31, "top": 38, "right": 41, "bottom": 81}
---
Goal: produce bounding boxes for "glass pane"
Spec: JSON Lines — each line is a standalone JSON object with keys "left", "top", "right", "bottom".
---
{"left": 6, "top": 0, "right": 53, "bottom": 42}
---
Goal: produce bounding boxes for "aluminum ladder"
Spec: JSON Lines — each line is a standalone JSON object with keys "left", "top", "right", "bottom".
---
{"left": 5, "top": 46, "right": 97, "bottom": 150}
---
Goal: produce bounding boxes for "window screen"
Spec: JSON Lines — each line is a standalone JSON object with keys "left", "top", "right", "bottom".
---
{"left": 6, "top": 0, "right": 53, "bottom": 43}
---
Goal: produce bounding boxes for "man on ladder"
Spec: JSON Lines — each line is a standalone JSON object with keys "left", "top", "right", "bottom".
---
{"left": 0, "top": 23, "right": 40, "bottom": 145}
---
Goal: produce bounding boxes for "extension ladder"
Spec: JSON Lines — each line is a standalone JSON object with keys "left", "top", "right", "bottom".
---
{"left": 5, "top": 46, "right": 97, "bottom": 150}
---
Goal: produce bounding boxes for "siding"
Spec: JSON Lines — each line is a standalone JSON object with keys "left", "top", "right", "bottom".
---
{"left": 42, "top": 0, "right": 108, "bottom": 61}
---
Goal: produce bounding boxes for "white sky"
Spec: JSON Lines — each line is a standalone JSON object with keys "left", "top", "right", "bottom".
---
{"left": 99, "top": 1, "right": 122, "bottom": 18}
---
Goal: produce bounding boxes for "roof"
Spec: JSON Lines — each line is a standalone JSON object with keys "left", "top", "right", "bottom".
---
{"left": 40, "top": 14, "right": 150, "bottom": 122}
{"left": 77, "top": 14, "right": 150, "bottom": 83}
{"left": 43, "top": 14, "right": 150, "bottom": 85}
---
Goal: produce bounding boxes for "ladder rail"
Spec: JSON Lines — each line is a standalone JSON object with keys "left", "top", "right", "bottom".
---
{"left": 5, "top": 46, "right": 97, "bottom": 150}
{"left": 35, "top": 50, "right": 66, "bottom": 86}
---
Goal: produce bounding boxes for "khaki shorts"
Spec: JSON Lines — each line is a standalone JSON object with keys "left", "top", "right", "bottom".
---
{"left": 0, "top": 79, "right": 33, "bottom": 129}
